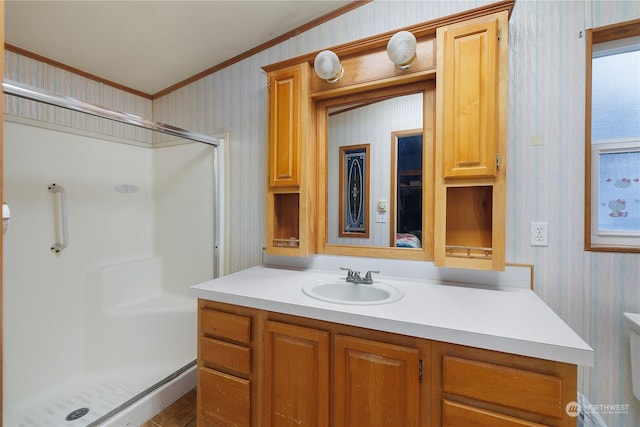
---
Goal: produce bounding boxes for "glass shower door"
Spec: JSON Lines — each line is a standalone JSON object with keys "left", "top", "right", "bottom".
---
{"left": 3, "top": 95, "right": 225, "bottom": 426}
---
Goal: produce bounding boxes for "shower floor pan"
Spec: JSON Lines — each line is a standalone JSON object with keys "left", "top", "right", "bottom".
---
{"left": 4, "top": 361, "right": 194, "bottom": 427}
{"left": 5, "top": 258, "right": 199, "bottom": 427}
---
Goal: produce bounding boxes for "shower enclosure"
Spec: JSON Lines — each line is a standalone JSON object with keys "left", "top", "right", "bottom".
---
{"left": 2, "top": 80, "right": 228, "bottom": 426}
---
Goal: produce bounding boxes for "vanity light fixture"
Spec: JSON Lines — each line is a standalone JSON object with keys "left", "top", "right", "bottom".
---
{"left": 314, "top": 50, "right": 344, "bottom": 83}
{"left": 387, "top": 31, "right": 417, "bottom": 70}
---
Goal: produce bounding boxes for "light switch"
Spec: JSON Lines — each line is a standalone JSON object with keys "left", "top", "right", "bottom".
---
{"left": 376, "top": 213, "right": 387, "bottom": 223}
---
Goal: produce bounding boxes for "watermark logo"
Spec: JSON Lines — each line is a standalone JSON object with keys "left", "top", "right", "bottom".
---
{"left": 566, "top": 401, "right": 580, "bottom": 417}
{"left": 566, "top": 400, "right": 630, "bottom": 417}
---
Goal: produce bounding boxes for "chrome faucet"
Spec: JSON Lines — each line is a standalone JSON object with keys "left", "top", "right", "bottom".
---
{"left": 340, "top": 268, "right": 379, "bottom": 284}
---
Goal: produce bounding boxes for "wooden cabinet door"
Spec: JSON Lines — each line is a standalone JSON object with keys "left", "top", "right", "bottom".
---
{"left": 268, "top": 63, "right": 308, "bottom": 188}
{"left": 263, "top": 320, "right": 330, "bottom": 427}
{"left": 438, "top": 12, "right": 505, "bottom": 179}
{"left": 333, "top": 334, "right": 421, "bottom": 427}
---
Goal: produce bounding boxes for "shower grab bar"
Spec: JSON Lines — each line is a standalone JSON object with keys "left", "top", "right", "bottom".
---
{"left": 48, "top": 183, "right": 68, "bottom": 253}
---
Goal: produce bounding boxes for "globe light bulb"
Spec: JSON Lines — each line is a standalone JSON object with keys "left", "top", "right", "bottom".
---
{"left": 314, "top": 50, "right": 344, "bottom": 83}
{"left": 387, "top": 31, "right": 417, "bottom": 70}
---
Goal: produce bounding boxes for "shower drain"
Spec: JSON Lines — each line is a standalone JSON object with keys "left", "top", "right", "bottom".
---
{"left": 66, "top": 407, "right": 90, "bottom": 421}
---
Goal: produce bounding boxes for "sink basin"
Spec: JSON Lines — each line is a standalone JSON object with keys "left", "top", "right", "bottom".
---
{"left": 302, "top": 279, "right": 403, "bottom": 305}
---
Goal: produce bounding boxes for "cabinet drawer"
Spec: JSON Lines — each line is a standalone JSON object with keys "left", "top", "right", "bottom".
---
{"left": 443, "top": 356, "right": 563, "bottom": 419}
{"left": 198, "top": 367, "right": 250, "bottom": 426}
{"left": 443, "top": 400, "right": 549, "bottom": 427}
{"left": 200, "top": 337, "right": 251, "bottom": 375}
{"left": 200, "top": 308, "right": 251, "bottom": 344}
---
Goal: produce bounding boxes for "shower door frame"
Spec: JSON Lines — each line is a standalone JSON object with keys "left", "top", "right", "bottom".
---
{"left": 1, "top": 6, "right": 6, "bottom": 422}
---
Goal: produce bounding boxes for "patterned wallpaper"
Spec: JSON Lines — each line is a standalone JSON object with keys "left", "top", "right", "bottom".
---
{"left": 4, "top": 1, "right": 640, "bottom": 425}
{"left": 4, "top": 50, "right": 153, "bottom": 143}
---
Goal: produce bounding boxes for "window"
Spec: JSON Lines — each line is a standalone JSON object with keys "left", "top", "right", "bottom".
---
{"left": 585, "top": 20, "right": 640, "bottom": 252}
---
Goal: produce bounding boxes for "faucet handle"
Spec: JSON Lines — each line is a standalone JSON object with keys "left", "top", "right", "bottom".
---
{"left": 364, "top": 270, "right": 380, "bottom": 284}
{"left": 340, "top": 267, "right": 354, "bottom": 282}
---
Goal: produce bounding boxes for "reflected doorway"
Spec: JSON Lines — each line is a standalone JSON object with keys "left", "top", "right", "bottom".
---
{"left": 391, "top": 130, "right": 423, "bottom": 248}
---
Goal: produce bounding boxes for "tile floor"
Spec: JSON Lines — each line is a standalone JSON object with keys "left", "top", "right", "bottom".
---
{"left": 141, "top": 388, "right": 196, "bottom": 427}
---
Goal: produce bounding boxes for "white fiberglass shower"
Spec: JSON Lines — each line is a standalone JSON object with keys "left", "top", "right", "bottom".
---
{"left": 2, "top": 80, "right": 228, "bottom": 426}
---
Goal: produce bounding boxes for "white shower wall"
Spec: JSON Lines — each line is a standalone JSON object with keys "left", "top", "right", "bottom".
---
{"left": 3, "top": 119, "right": 214, "bottom": 411}
{"left": 3, "top": 120, "right": 154, "bottom": 406}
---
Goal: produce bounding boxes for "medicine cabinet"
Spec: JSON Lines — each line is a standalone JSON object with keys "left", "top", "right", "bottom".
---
{"left": 263, "top": 0, "right": 513, "bottom": 270}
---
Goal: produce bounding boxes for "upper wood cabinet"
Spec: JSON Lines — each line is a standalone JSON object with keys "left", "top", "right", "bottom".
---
{"left": 264, "top": 1, "right": 513, "bottom": 267}
{"left": 267, "top": 64, "right": 309, "bottom": 188}
{"left": 265, "top": 62, "right": 316, "bottom": 256}
{"left": 434, "top": 10, "right": 509, "bottom": 271}
{"left": 438, "top": 13, "right": 503, "bottom": 179}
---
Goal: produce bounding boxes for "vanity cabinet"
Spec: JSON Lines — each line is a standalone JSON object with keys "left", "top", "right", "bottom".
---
{"left": 265, "top": 62, "right": 316, "bottom": 256}
{"left": 263, "top": 318, "right": 425, "bottom": 427}
{"left": 199, "top": 301, "right": 429, "bottom": 426}
{"left": 434, "top": 10, "right": 509, "bottom": 271}
{"left": 197, "top": 300, "right": 578, "bottom": 427}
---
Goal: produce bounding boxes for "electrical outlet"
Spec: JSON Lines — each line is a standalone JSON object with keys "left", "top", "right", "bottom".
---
{"left": 530, "top": 222, "right": 548, "bottom": 246}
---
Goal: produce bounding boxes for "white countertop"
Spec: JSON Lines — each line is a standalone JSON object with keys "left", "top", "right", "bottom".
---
{"left": 190, "top": 264, "right": 593, "bottom": 366}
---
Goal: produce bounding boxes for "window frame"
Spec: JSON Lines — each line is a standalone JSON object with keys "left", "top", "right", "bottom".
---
{"left": 585, "top": 19, "right": 640, "bottom": 252}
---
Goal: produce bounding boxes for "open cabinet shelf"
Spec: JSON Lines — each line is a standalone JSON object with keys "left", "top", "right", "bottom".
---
{"left": 272, "top": 193, "right": 300, "bottom": 248}
{"left": 445, "top": 186, "right": 493, "bottom": 259}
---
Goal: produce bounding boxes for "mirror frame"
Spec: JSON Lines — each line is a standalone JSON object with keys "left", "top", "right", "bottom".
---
{"left": 316, "top": 80, "right": 435, "bottom": 260}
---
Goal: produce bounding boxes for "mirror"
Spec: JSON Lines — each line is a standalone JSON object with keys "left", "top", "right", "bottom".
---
{"left": 327, "top": 93, "right": 422, "bottom": 246}
{"left": 317, "top": 81, "right": 435, "bottom": 260}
